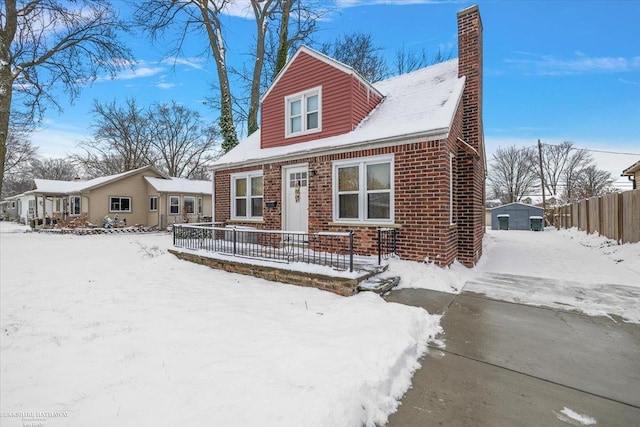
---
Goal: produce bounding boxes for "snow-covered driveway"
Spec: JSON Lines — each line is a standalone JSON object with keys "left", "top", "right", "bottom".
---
{"left": 0, "top": 223, "right": 440, "bottom": 427}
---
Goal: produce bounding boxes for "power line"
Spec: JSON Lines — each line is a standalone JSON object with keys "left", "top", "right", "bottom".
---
{"left": 540, "top": 142, "right": 640, "bottom": 156}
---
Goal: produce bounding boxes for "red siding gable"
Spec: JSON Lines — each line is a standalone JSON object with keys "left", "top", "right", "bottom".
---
{"left": 260, "top": 50, "right": 383, "bottom": 149}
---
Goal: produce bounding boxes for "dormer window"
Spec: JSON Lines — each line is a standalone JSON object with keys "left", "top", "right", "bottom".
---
{"left": 285, "top": 87, "right": 321, "bottom": 138}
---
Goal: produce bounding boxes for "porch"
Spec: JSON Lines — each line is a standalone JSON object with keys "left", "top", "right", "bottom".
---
{"left": 170, "top": 223, "right": 398, "bottom": 295}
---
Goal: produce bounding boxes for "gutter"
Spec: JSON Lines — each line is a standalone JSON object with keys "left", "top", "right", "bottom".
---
{"left": 211, "top": 127, "right": 450, "bottom": 172}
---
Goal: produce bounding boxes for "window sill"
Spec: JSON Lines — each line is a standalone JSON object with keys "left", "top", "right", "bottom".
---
{"left": 227, "top": 219, "right": 265, "bottom": 224}
{"left": 285, "top": 128, "right": 322, "bottom": 139}
{"left": 328, "top": 221, "right": 401, "bottom": 228}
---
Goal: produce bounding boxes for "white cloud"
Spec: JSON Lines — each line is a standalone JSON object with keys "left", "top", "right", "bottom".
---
{"left": 504, "top": 52, "right": 640, "bottom": 76}
{"left": 161, "top": 56, "right": 208, "bottom": 72}
{"left": 116, "top": 66, "right": 165, "bottom": 80}
{"left": 156, "top": 82, "right": 176, "bottom": 89}
{"left": 30, "top": 125, "right": 90, "bottom": 158}
{"left": 336, "top": 0, "right": 449, "bottom": 6}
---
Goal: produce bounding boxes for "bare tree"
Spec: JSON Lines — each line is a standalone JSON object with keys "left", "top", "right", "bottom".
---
{"left": 394, "top": 45, "right": 453, "bottom": 75}
{"left": 488, "top": 145, "right": 539, "bottom": 204}
{"left": 75, "top": 99, "right": 154, "bottom": 176}
{"left": 2, "top": 156, "right": 77, "bottom": 198}
{"left": 134, "top": 0, "right": 238, "bottom": 152}
{"left": 3, "top": 132, "right": 38, "bottom": 178}
{"left": 320, "top": 32, "right": 388, "bottom": 82}
{"left": 568, "top": 165, "right": 614, "bottom": 201}
{"left": 540, "top": 141, "right": 592, "bottom": 199}
{"left": 246, "top": 0, "right": 277, "bottom": 136}
{"left": 562, "top": 148, "right": 594, "bottom": 202}
{"left": 149, "top": 101, "right": 220, "bottom": 178}
{"left": 31, "top": 158, "right": 79, "bottom": 180}
{"left": 0, "top": 0, "right": 133, "bottom": 197}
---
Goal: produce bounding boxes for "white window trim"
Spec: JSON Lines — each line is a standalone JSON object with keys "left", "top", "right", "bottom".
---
{"left": 332, "top": 155, "right": 394, "bottom": 224}
{"left": 285, "top": 86, "right": 322, "bottom": 138}
{"left": 69, "top": 196, "right": 81, "bottom": 216}
{"left": 231, "top": 170, "right": 264, "bottom": 221}
{"left": 109, "top": 196, "right": 132, "bottom": 213}
{"left": 149, "top": 196, "right": 158, "bottom": 212}
{"left": 183, "top": 196, "right": 196, "bottom": 214}
{"left": 169, "top": 195, "right": 180, "bottom": 216}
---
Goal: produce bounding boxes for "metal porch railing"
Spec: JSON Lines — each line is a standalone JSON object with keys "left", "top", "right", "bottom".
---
{"left": 173, "top": 223, "right": 355, "bottom": 272}
{"left": 377, "top": 227, "right": 398, "bottom": 264}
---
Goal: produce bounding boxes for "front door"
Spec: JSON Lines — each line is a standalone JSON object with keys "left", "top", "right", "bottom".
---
{"left": 283, "top": 165, "right": 309, "bottom": 232}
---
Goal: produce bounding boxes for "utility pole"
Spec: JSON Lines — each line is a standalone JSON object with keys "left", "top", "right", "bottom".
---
{"left": 537, "top": 139, "right": 547, "bottom": 223}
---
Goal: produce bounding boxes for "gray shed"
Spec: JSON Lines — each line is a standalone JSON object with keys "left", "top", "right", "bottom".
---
{"left": 491, "top": 202, "right": 544, "bottom": 230}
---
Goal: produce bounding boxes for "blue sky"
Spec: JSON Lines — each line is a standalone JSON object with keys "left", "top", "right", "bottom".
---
{"left": 30, "top": 0, "right": 640, "bottom": 186}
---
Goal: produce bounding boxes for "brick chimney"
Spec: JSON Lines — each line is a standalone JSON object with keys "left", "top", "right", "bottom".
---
{"left": 457, "top": 5, "right": 483, "bottom": 153}
{"left": 456, "top": 5, "right": 485, "bottom": 267}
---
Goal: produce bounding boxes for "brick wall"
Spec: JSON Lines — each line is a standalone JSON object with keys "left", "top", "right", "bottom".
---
{"left": 214, "top": 135, "right": 461, "bottom": 265}
{"left": 456, "top": 5, "right": 485, "bottom": 267}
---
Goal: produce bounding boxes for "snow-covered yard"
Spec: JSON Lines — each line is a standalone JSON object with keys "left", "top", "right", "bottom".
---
{"left": 383, "top": 226, "right": 640, "bottom": 322}
{"left": 0, "top": 222, "right": 439, "bottom": 427}
{"left": 2, "top": 222, "right": 639, "bottom": 426}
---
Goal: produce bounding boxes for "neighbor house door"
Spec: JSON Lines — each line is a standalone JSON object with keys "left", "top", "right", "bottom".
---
{"left": 283, "top": 165, "right": 309, "bottom": 232}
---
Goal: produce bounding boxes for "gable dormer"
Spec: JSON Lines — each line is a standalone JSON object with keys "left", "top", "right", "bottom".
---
{"left": 260, "top": 46, "right": 384, "bottom": 149}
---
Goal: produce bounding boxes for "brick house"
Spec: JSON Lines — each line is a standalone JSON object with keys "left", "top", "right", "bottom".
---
{"left": 211, "top": 5, "right": 485, "bottom": 267}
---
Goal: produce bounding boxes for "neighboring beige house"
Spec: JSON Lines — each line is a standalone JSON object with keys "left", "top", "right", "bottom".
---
{"left": 13, "top": 165, "right": 212, "bottom": 228}
{"left": 144, "top": 176, "right": 213, "bottom": 228}
{"left": 622, "top": 160, "right": 640, "bottom": 190}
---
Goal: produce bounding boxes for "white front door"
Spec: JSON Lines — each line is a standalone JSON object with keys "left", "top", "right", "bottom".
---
{"left": 283, "top": 165, "right": 309, "bottom": 232}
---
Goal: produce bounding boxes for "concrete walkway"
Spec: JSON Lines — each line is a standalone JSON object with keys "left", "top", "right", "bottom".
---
{"left": 384, "top": 285, "right": 640, "bottom": 426}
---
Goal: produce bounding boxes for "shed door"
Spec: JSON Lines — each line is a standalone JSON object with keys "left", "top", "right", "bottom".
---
{"left": 283, "top": 166, "right": 309, "bottom": 232}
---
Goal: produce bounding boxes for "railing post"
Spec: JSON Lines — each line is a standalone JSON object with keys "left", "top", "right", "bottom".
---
{"left": 173, "top": 224, "right": 177, "bottom": 246}
{"left": 377, "top": 227, "right": 382, "bottom": 266}
{"left": 233, "top": 227, "right": 237, "bottom": 256}
{"left": 349, "top": 230, "right": 354, "bottom": 272}
{"left": 392, "top": 229, "right": 397, "bottom": 254}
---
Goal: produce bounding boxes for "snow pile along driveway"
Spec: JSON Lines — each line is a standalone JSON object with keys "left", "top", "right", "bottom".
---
{"left": 0, "top": 224, "right": 441, "bottom": 427}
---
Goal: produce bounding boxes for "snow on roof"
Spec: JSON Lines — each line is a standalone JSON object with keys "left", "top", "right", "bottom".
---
{"left": 29, "top": 166, "right": 168, "bottom": 195}
{"left": 32, "top": 178, "right": 82, "bottom": 194}
{"left": 622, "top": 159, "right": 640, "bottom": 175}
{"left": 144, "top": 177, "right": 211, "bottom": 194}
{"left": 213, "top": 59, "right": 464, "bottom": 168}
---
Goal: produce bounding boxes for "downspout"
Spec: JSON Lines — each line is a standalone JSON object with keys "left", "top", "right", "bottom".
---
{"left": 212, "top": 172, "right": 216, "bottom": 224}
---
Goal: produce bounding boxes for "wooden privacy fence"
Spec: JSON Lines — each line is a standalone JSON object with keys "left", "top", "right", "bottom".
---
{"left": 551, "top": 189, "right": 640, "bottom": 244}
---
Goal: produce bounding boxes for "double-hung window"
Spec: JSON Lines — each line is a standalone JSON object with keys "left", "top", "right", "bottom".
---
{"left": 109, "top": 196, "right": 131, "bottom": 212}
{"left": 70, "top": 196, "right": 81, "bottom": 216}
{"left": 169, "top": 196, "right": 180, "bottom": 215}
{"left": 231, "top": 171, "right": 263, "bottom": 220}
{"left": 334, "top": 156, "right": 394, "bottom": 223}
{"left": 285, "top": 87, "right": 321, "bottom": 137}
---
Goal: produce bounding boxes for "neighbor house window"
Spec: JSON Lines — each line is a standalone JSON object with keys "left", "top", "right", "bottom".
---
{"left": 183, "top": 196, "right": 195, "bottom": 214}
{"left": 231, "top": 171, "right": 263, "bottom": 220}
{"left": 197, "top": 197, "right": 203, "bottom": 215}
{"left": 109, "top": 196, "right": 131, "bottom": 212}
{"left": 333, "top": 156, "right": 394, "bottom": 223}
{"left": 149, "top": 196, "right": 158, "bottom": 212}
{"left": 285, "top": 87, "right": 321, "bottom": 137}
{"left": 169, "top": 196, "right": 180, "bottom": 215}
{"left": 70, "top": 196, "right": 81, "bottom": 216}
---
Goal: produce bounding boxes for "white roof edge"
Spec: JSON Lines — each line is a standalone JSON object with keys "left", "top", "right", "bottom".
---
{"left": 261, "top": 45, "right": 384, "bottom": 103}
{"left": 212, "top": 128, "right": 450, "bottom": 171}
